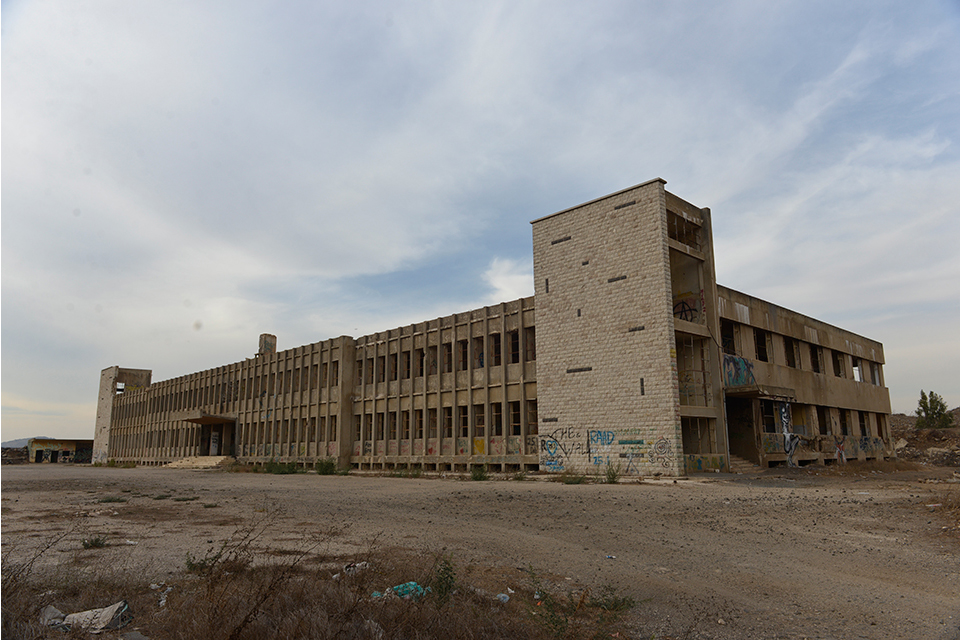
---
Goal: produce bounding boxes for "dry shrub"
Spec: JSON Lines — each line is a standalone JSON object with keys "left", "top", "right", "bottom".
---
{"left": 3, "top": 516, "right": 636, "bottom": 640}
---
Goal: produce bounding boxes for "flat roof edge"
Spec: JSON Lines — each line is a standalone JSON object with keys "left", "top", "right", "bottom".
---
{"left": 530, "top": 178, "right": 666, "bottom": 224}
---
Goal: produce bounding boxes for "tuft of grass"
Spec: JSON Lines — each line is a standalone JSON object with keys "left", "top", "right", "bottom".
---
{"left": 314, "top": 458, "right": 338, "bottom": 475}
{"left": 202, "top": 503, "right": 219, "bottom": 509}
{"left": 98, "top": 496, "right": 127, "bottom": 504}
{"left": 470, "top": 465, "right": 490, "bottom": 481}
{"left": 263, "top": 461, "right": 302, "bottom": 475}
{"left": 557, "top": 470, "right": 588, "bottom": 485}
{"left": 81, "top": 535, "right": 108, "bottom": 549}
{"left": 604, "top": 462, "right": 621, "bottom": 484}
{"left": 153, "top": 494, "right": 172, "bottom": 501}
{"left": 513, "top": 471, "right": 527, "bottom": 481}
{"left": 173, "top": 496, "right": 199, "bottom": 502}
{"left": 392, "top": 466, "right": 422, "bottom": 479}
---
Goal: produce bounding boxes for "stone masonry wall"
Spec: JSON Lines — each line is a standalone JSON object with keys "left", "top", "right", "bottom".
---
{"left": 532, "top": 179, "right": 684, "bottom": 476}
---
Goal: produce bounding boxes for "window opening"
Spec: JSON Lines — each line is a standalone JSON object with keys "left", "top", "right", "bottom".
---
{"left": 852, "top": 357, "right": 862, "bottom": 382}
{"left": 817, "top": 406, "right": 829, "bottom": 436}
{"left": 443, "top": 407, "right": 453, "bottom": 438}
{"left": 508, "top": 331, "right": 520, "bottom": 364}
{"left": 524, "top": 327, "right": 536, "bottom": 361}
{"left": 760, "top": 400, "right": 776, "bottom": 433}
{"left": 832, "top": 351, "right": 845, "bottom": 378}
{"left": 490, "top": 334, "right": 502, "bottom": 367}
{"left": 473, "top": 337, "right": 484, "bottom": 368}
{"left": 784, "top": 336, "right": 799, "bottom": 369}
{"left": 457, "top": 340, "right": 468, "bottom": 370}
{"left": 442, "top": 343, "right": 453, "bottom": 373}
{"left": 473, "top": 404, "right": 485, "bottom": 437}
{"left": 754, "top": 329, "right": 770, "bottom": 363}
{"left": 509, "top": 401, "right": 521, "bottom": 436}
{"left": 720, "top": 320, "right": 737, "bottom": 356}
{"left": 492, "top": 403, "right": 503, "bottom": 436}
{"left": 809, "top": 344, "right": 823, "bottom": 374}
{"left": 458, "top": 406, "right": 469, "bottom": 437}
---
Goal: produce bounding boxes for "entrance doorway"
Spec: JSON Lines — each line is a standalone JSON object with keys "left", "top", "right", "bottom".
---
{"left": 726, "top": 396, "right": 758, "bottom": 464}
{"left": 199, "top": 422, "right": 235, "bottom": 456}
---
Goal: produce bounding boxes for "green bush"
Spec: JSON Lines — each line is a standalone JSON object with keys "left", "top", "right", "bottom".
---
{"left": 916, "top": 390, "right": 955, "bottom": 429}
{"left": 470, "top": 465, "right": 490, "bottom": 481}
{"left": 81, "top": 536, "right": 107, "bottom": 549}
{"left": 603, "top": 462, "right": 621, "bottom": 484}
{"left": 314, "top": 458, "right": 338, "bottom": 475}
{"left": 264, "top": 461, "right": 301, "bottom": 474}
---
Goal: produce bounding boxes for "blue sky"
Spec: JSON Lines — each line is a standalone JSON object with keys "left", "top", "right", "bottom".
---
{"left": 3, "top": 1, "right": 959, "bottom": 442}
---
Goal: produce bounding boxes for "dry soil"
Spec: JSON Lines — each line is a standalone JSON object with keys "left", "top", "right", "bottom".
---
{"left": 2, "top": 464, "right": 959, "bottom": 640}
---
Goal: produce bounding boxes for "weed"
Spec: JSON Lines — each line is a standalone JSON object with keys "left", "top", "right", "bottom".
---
{"left": 173, "top": 496, "right": 199, "bottom": 502}
{"left": 97, "top": 496, "right": 127, "bottom": 504}
{"left": 263, "top": 460, "right": 301, "bottom": 475}
{"left": 203, "top": 503, "right": 219, "bottom": 509}
{"left": 589, "top": 584, "right": 635, "bottom": 612}
{"left": 153, "top": 494, "right": 172, "bottom": 500}
{"left": 82, "top": 535, "right": 108, "bottom": 549}
{"left": 513, "top": 471, "right": 528, "bottom": 481}
{"left": 604, "top": 462, "right": 622, "bottom": 484}
{"left": 393, "top": 466, "right": 422, "bottom": 478}
{"left": 471, "top": 465, "right": 490, "bottom": 481}
{"left": 557, "top": 470, "right": 588, "bottom": 485}
{"left": 314, "top": 458, "right": 338, "bottom": 475}
{"left": 430, "top": 556, "right": 457, "bottom": 606}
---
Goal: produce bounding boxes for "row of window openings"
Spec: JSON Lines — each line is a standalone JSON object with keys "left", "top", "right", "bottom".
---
{"left": 115, "top": 361, "right": 342, "bottom": 421}
{"left": 760, "top": 402, "right": 887, "bottom": 439}
{"left": 357, "top": 329, "right": 535, "bottom": 385}
{"left": 241, "top": 415, "right": 339, "bottom": 446}
{"left": 355, "top": 401, "right": 538, "bottom": 441}
{"left": 722, "top": 321, "right": 881, "bottom": 384}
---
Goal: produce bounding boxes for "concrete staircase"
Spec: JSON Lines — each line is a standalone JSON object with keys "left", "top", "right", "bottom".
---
{"left": 728, "top": 454, "right": 763, "bottom": 474}
{"left": 165, "top": 456, "right": 234, "bottom": 469}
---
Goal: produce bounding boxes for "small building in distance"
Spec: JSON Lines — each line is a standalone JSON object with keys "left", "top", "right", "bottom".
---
{"left": 94, "top": 178, "right": 893, "bottom": 475}
{"left": 28, "top": 438, "right": 94, "bottom": 464}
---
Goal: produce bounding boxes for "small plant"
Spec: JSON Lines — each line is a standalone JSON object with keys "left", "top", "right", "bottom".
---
{"left": 202, "top": 503, "right": 219, "bottom": 508}
{"left": 263, "top": 460, "right": 301, "bottom": 474}
{"left": 431, "top": 556, "right": 457, "bottom": 606}
{"left": 81, "top": 535, "right": 108, "bottom": 549}
{"left": 470, "top": 465, "right": 490, "bottom": 481}
{"left": 513, "top": 470, "right": 527, "bottom": 481}
{"left": 589, "top": 584, "right": 635, "bottom": 612}
{"left": 558, "top": 470, "right": 588, "bottom": 484}
{"left": 315, "top": 458, "right": 338, "bottom": 475}
{"left": 604, "top": 462, "right": 621, "bottom": 484}
{"left": 153, "top": 494, "right": 172, "bottom": 500}
{"left": 98, "top": 496, "right": 127, "bottom": 503}
{"left": 120, "top": 461, "right": 137, "bottom": 468}
{"left": 173, "top": 496, "right": 199, "bottom": 502}
{"left": 393, "top": 466, "right": 421, "bottom": 478}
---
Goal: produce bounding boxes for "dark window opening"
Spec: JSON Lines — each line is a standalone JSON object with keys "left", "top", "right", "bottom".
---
{"left": 809, "top": 344, "right": 823, "bottom": 374}
{"left": 754, "top": 329, "right": 770, "bottom": 363}
{"left": 442, "top": 343, "right": 453, "bottom": 374}
{"left": 720, "top": 319, "right": 737, "bottom": 356}
{"left": 760, "top": 400, "right": 776, "bottom": 433}
{"left": 490, "top": 334, "right": 502, "bottom": 367}
{"left": 784, "top": 336, "right": 799, "bottom": 369}
{"left": 508, "top": 331, "right": 520, "bottom": 364}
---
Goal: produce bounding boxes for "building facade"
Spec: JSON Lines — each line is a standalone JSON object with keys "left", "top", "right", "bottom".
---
{"left": 94, "top": 179, "right": 893, "bottom": 474}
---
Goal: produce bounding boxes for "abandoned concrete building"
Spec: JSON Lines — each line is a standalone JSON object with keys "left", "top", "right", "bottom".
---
{"left": 94, "top": 178, "right": 893, "bottom": 475}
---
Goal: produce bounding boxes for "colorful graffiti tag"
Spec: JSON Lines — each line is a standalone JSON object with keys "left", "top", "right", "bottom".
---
{"left": 722, "top": 354, "right": 755, "bottom": 388}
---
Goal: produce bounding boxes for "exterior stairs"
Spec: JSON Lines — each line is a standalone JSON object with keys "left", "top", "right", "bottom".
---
{"left": 728, "top": 454, "right": 763, "bottom": 474}
{"left": 165, "top": 456, "right": 234, "bottom": 469}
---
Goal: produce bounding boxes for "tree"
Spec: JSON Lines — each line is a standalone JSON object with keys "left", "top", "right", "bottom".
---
{"left": 915, "top": 390, "right": 955, "bottom": 429}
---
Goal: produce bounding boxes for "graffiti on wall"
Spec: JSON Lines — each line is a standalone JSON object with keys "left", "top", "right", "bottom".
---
{"left": 588, "top": 430, "right": 615, "bottom": 466}
{"left": 834, "top": 436, "right": 846, "bottom": 463}
{"left": 684, "top": 454, "right": 727, "bottom": 473}
{"left": 673, "top": 290, "right": 703, "bottom": 323}
{"left": 652, "top": 437, "right": 673, "bottom": 468}
{"left": 539, "top": 428, "right": 584, "bottom": 472}
{"left": 722, "top": 355, "right": 755, "bottom": 388}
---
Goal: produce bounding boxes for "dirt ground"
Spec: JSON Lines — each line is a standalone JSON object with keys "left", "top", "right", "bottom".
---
{"left": 3, "top": 463, "right": 959, "bottom": 640}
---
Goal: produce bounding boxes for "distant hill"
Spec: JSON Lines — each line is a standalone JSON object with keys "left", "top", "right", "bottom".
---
{"left": 1, "top": 436, "right": 51, "bottom": 448}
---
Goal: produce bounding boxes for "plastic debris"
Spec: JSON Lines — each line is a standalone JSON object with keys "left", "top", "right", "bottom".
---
{"left": 372, "top": 581, "right": 431, "bottom": 601}
{"left": 496, "top": 593, "right": 510, "bottom": 603}
{"left": 333, "top": 561, "right": 370, "bottom": 580}
{"left": 606, "top": 555, "right": 616, "bottom": 559}
{"left": 41, "top": 600, "right": 132, "bottom": 633}
{"left": 124, "top": 540, "right": 138, "bottom": 545}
